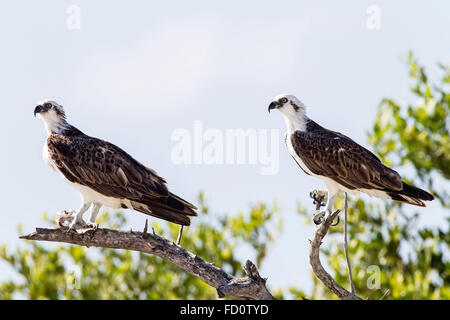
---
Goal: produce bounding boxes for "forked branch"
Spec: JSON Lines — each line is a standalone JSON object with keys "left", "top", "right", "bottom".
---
{"left": 309, "top": 190, "right": 362, "bottom": 300}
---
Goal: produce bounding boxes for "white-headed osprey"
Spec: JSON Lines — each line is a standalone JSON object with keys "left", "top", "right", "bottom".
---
{"left": 35, "top": 100, "right": 197, "bottom": 229}
{"left": 268, "top": 94, "right": 434, "bottom": 217}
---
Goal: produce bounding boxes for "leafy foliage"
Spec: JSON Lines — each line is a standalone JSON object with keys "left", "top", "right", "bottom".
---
{"left": 369, "top": 52, "right": 450, "bottom": 207}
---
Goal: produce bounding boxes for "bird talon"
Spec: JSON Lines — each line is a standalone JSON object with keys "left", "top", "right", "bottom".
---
{"left": 310, "top": 190, "right": 327, "bottom": 209}
{"left": 66, "top": 226, "right": 76, "bottom": 233}
{"left": 331, "top": 216, "right": 340, "bottom": 226}
{"left": 313, "top": 211, "right": 326, "bottom": 225}
{"left": 86, "top": 222, "right": 98, "bottom": 230}
{"left": 67, "top": 220, "right": 87, "bottom": 232}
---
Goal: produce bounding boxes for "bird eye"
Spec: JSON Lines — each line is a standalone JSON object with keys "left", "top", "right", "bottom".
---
{"left": 45, "top": 103, "right": 52, "bottom": 109}
{"left": 280, "top": 97, "right": 288, "bottom": 104}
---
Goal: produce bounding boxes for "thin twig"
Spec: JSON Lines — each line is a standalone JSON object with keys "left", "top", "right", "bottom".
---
{"left": 379, "top": 289, "right": 390, "bottom": 300}
{"left": 343, "top": 192, "right": 355, "bottom": 294}
{"left": 177, "top": 225, "right": 184, "bottom": 245}
{"left": 142, "top": 219, "right": 148, "bottom": 239}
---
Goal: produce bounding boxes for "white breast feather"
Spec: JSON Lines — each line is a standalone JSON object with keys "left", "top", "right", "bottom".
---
{"left": 43, "top": 142, "right": 57, "bottom": 171}
{"left": 285, "top": 132, "right": 314, "bottom": 176}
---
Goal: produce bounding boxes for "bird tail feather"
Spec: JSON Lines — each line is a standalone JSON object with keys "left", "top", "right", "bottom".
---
{"left": 130, "top": 193, "right": 197, "bottom": 226}
{"left": 386, "top": 182, "right": 434, "bottom": 207}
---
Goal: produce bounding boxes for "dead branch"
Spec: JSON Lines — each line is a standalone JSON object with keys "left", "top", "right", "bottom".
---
{"left": 20, "top": 224, "right": 274, "bottom": 300}
{"left": 309, "top": 208, "right": 362, "bottom": 300}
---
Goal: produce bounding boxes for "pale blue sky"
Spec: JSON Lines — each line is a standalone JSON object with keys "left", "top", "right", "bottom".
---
{"left": 0, "top": 1, "right": 449, "bottom": 296}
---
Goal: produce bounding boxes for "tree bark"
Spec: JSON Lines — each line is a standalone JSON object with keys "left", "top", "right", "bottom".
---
{"left": 309, "top": 208, "right": 362, "bottom": 300}
{"left": 20, "top": 223, "right": 274, "bottom": 300}
{"left": 22, "top": 197, "right": 363, "bottom": 301}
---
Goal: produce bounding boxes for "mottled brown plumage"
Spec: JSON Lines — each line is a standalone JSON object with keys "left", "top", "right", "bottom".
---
{"left": 289, "top": 120, "right": 434, "bottom": 206}
{"left": 291, "top": 120, "right": 402, "bottom": 190}
{"left": 47, "top": 132, "right": 197, "bottom": 225}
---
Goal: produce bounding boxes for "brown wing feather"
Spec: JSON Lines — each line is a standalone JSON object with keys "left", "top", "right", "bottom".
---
{"left": 290, "top": 126, "right": 403, "bottom": 191}
{"left": 47, "top": 134, "right": 197, "bottom": 225}
{"left": 47, "top": 134, "right": 167, "bottom": 198}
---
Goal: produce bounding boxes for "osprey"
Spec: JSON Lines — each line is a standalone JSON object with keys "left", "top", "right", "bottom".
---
{"left": 268, "top": 94, "right": 434, "bottom": 218}
{"left": 34, "top": 100, "right": 197, "bottom": 230}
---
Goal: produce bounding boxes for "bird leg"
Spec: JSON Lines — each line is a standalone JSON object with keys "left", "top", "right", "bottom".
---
{"left": 86, "top": 203, "right": 101, "bottom": 229}
{"left": 68, "top": 203, "right": 90, "bottom": 231}
{"left": 324, "top": 192, "right": 340, "bottom": 226}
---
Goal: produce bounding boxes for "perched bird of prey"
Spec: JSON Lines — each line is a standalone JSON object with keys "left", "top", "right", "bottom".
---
{"left": 34, "top": 100, "right": 197, "bottom": 230}
{"left": 268, "top": 94, "right": 434, "bottom": 221}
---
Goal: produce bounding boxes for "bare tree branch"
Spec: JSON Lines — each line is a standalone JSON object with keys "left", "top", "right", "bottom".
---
{"left": 309, "top": 190, "right": 362, "bottom": 300}
{"left": 19, "top": 223, "right": 274, "bottom": 300}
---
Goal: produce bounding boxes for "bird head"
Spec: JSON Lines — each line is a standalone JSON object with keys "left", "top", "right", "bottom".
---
{"left": 34, "top": 100, "right": 67, "bottom": 134}
{"left": 268, "top": 94, "right": 306, "bottom": 116}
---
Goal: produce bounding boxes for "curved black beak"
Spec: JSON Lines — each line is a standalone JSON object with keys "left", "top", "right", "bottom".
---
{"left": 34, "top": 105, "right": 43, "bottom": 117}
{"left": 268, "top": 101, "right": 280, "bottom": 113}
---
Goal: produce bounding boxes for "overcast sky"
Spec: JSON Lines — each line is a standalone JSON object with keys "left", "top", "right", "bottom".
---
{"left": 0, "top": 0, "right": 449, "bottom": 295}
